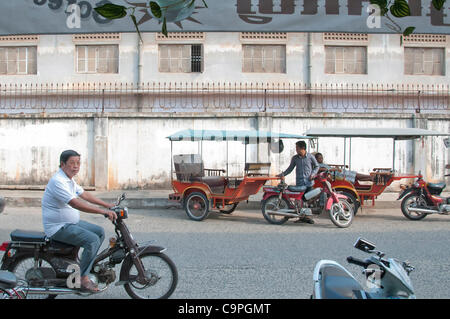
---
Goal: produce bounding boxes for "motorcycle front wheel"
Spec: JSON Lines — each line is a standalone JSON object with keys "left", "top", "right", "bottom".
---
{"left": 123, "top": 252, "right": 178, "bottom": 299}
{"left": 328, "top": 199, "right": 354, "bottom": 228}
{"left": 401, "top": 193, "right": 428, "bottom": 220}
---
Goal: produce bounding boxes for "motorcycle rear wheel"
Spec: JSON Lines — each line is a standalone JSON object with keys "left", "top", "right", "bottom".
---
{"left": 123, "top": 252, "right": 178, "bottom": 299}
{"left": 328, "top": 199, "right": 354, "bottom": 228}
{"left": 401, "top": 194, "right": 428, "bottom": 220}
{"left": 7, "top": 254, "right": 57, "bottom": 299}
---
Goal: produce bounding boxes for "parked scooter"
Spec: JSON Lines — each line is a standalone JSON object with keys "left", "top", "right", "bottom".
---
{"left": 261, "top": 170, "right": 354, "bottom": 228}
{"left": 397, "top": 169, "right": 450, "bottom": 220}
{"left": 312, "top": 238, "right": 416, "bottom": 299}
{"left": 0, "top": 193, "right": 178, "bottom": 299}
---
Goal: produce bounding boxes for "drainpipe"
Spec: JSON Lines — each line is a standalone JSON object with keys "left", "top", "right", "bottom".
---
{"left": 306, "top": 32, "right": 312, "bottom": 112}
{"left": 136, "top": 34, "right": 143, "bottom": 111}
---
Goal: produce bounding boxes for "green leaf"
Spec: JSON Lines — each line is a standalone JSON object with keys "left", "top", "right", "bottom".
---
{"left": 403, "top": 26, "right": 415, "bottom": 36}
{"left": 432, "top": 0, "right": 446, "bottom": 10}
{"left": 390, "top": 0, "right": 411, "bottom": 17}
{"left": 130, "top": 14, "right": 143, "bottom": 43}
{"left": 370, "top": 0, "right": 387, "bottom": 8}
{"left": 188, "top": 0, "right": 196, "bottom": 8}
{"left": 370, "top": 0, "right": 389, "bottom": 15}
{"left": 149, "top": 1, "right": 162, "bottom": 18}
{"left": 94, "top": 3, "right": 127, "bottom": 20}
{"left": 162, "top": 17, "right": 168, "bottom": 37}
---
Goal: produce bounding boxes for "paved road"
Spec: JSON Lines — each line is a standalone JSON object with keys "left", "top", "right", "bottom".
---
{"left": 1, "top": 204, "right": 449, "bottom": 299}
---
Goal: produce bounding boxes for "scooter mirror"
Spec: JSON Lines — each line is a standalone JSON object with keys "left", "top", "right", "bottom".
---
{"left": 0, "top": 197, "right": 5, "bottom": 214}
{"left": 354, "top": 237, "right": 376, "bottom": 252}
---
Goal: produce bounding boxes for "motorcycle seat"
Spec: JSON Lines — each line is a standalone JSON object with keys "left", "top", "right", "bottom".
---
{"left": 10, "top": 229, "right": 47, "bottom": 243}
{"left": 287, "top": 185, "right": 307, "bottom": 193}
{"left": 428, "top": 182, "right": 446, "bottom": 191}
{"left": 0, "top": 270, "right": 17, "bottom": 289}
{"left": 320, "top": 265, "right": 366, "bottom": 299}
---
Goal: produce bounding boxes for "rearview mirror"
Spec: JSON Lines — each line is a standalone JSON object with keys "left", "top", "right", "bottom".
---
{"left": 354, "top": 237, "right": 376, "bottom": 252}
{"left": 0, "top": 197, "right": 5, "bottom": 214}
{"left": 116, "top": 193, "right": 126, "bottom": 205}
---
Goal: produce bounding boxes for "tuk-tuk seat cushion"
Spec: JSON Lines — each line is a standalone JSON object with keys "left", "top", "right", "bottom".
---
{"left": 191, "top": 176, "right": 227, "bottom": 193}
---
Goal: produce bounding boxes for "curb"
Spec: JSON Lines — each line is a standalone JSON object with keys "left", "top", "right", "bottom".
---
{"left": 4, "top": 196, "right": 265, "bottom": 210}
{"left": 4, "top": 196, "right": 404, "bottom": 210}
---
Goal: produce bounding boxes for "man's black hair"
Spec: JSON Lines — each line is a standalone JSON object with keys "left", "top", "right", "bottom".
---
{"left": 59, "top": 150, "right": 81, "bottom": 167}
{"left": 315, "top": 152, "right": 323, "bottom": 159}
{"left": 295, "top": 140, "right": 307, "bottom": 150}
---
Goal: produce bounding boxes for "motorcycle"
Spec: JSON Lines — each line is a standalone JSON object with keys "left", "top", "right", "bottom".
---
{"left": 261, "top": 170, "right": 354, "bottom": 228}
{"left": 312, "top": 237, "right": 416, "bottom": 299}
{"left": 0, "top": 198, "right": 28, "bottom": 299}
{"left": 397, "top": 170, "right": 450, "bottom": 220}
{"left": 0, "top": 193, "right": 178, "bottom": 299}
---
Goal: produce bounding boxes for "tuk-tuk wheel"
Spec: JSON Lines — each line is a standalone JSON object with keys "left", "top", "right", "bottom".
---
{"left": 219, "top": 203, "right": 239, "bottom": 214}
{"left": 336, "top": 190, "right": 360, "bottom": 215}
{"left": 184, "top": 192, "right": 210, "bottom": 221}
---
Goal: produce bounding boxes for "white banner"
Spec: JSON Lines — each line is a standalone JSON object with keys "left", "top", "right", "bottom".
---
{"left": 0, "top": 0, "right": 449, "bottom": 35}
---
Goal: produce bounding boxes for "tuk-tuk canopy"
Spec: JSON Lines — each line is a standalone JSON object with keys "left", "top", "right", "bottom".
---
{"left": 167, "top": 129, "right": 312, "bottom": 142}
{"left": 304, "top": 128, "right": 450, "bottom": 140}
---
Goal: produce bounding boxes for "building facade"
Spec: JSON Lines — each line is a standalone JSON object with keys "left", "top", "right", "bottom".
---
{"left": 0, "top": 32, "right": 449, "bottom": 189}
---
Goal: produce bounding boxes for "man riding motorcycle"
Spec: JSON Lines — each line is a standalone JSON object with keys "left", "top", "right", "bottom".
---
{"left": 42, "top": 150, "right": 117, "bottom": 293}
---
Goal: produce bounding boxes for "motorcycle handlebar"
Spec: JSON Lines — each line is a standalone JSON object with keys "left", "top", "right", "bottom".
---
{"left": 347, "top": 256, "right": 371, "bottom": 268}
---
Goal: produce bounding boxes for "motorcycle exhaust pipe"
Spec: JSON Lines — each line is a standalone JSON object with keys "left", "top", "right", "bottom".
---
{"left": 265, "top": 210, "right": 299, "bottom": 218}
{"left": 23, "top": 287, "right": 77, "bottom": 295}
{"left": 407, "top": 207, "right": 439, "bottom": 214}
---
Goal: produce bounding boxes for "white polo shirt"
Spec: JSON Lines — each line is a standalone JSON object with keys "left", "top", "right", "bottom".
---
{"left": 42, "top": 169, "right": 84, "bottom": 237}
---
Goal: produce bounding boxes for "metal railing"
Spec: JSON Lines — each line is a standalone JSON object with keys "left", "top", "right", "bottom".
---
{"left": 0, "top": 82, "right": 448, "bottom": 114}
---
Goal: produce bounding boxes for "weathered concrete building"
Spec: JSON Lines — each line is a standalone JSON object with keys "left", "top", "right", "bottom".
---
{"left": 0, "top": 32, "right": 449, "bottom": 189}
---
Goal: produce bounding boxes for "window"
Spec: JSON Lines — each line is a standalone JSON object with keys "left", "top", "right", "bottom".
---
{"left": 0, "top": 46, "right": 37, "bottom": 75}
{"left": 325, "top": 46, "right": 367, "bottom": 74}
{"left": 76, "top": 45, "right": 119, "bottom": 74}
{"left": 404, "top": 47, "right": 445, "bottom": 75}
{"left": 159, "top": 44, "right": 203, "bottom": 73}
{"left": 242, "top": 45, "right": 286, "bottom": 73}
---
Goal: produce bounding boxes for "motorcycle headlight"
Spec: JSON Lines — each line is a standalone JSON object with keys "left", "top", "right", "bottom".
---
{"left": 115, "top": 207, "right": 128, "bottom": 219}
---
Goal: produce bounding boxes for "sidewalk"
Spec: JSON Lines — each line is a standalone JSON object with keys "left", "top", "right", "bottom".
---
{"left": 4, "top": 188, "right": 445, "bottom": 210}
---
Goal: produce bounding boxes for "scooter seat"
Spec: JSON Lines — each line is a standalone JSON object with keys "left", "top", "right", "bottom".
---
{"left": 320, "top": 265, "right": 366, "bottom": 299}
{"left": 287, "top": 185, "right": 307, "bottom": 193}
{"left": 10, "top": 229, "right": 47, "bottom": 243}
{"left": 0, "top": 271, "right": 17, "bottom": 289}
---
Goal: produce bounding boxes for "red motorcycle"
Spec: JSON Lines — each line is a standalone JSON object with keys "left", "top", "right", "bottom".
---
{"left": 261, "top": 171, "right": 354, "bottom": 228}
{"left": 398, "top": 170, "right": 450, "bottom": 220}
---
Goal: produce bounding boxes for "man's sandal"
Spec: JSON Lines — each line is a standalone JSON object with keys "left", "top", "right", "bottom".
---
{"left": 80, "top": 280, "right": 100, "bottom": 293}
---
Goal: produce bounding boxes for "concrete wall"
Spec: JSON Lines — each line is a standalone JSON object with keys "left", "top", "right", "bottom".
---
{"left": 0, "top": 113, "right": 448, "bottom": 190}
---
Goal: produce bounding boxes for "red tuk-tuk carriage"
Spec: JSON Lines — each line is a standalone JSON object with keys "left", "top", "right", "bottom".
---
{"left": 304, "top": 127, "right": 449, "bottom": 213}
{"left": 167, "top": 129, "right": 312, "bottom": 221}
